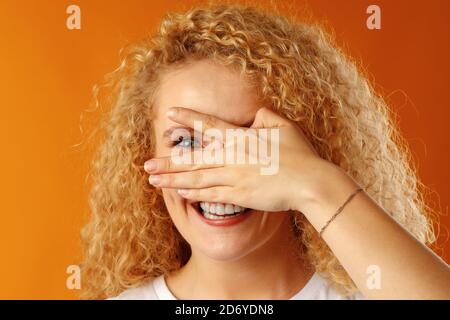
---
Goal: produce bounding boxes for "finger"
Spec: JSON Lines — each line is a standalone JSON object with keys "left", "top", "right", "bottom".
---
{"left": 166, "top": 107, "right": 240, "bottom": 136}
{"left": 148, "top": 168, "right": 234, "bottom": 189}
{"left": 251, "top": 107, "right": 292, "bottom": 128}
{"left": 144, "top": 153, "right": 224, "bottom": 174}
{"left": 177, "top": 186, "right": 234, "bottom": 203}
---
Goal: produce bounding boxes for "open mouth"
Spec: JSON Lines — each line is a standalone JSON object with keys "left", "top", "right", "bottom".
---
{"left": 192, "top": 201, "right": 251, "bottom": 220}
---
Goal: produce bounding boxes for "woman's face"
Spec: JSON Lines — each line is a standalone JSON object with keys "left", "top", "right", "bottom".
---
{"left": 153, "top": 59, "right": 290, "bottom": 261}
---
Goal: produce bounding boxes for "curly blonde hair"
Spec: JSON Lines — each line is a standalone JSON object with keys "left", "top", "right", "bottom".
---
{"left": 80, "top": 2, "right": 436, "bottom": 299}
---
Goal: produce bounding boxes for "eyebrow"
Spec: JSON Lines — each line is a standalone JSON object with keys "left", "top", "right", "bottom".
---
{"left": 162, "top": 119, "right": 255, "bottom": 139}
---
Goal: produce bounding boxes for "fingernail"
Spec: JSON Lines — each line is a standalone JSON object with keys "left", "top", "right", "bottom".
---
{"left": 177, "top": 189, "right": 189, "bottom": 196}
{"left": 144, "top": 160, "right": 156, "bottom": 172}
{"left": 149, "top": 175, "right": 161, "bottom": 185}
{"left": 166, "top": 108, "right": 177, "bottom": 118}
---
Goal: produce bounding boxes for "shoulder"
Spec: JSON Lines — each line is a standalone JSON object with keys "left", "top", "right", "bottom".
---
{"left": 107, "top": 278, "right": 159, "bottom": 300}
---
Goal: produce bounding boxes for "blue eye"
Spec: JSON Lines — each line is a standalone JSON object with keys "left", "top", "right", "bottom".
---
{"left": 174, "top": 136, "right": 202, "bottom": 149}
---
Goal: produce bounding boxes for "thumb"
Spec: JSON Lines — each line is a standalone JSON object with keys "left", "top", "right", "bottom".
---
{"left": 251, "top": 107, "right": 291, "bottom": 128}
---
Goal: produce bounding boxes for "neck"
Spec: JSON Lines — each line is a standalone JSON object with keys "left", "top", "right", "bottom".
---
{"left": 167, "top": 218, "right": 313, "bottom": 299}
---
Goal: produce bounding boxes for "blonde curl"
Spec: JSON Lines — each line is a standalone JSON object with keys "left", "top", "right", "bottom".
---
{"left": 80, "top": 2, "right": 436, "bottom": 299}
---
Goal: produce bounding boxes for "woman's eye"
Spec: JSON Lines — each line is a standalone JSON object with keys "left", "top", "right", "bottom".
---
{"left": 173, "top": 136, "right": 202, "bottom": 149}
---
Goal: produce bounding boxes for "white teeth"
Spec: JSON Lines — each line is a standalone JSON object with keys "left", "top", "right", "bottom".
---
{"left": 201, "top": 202, "right": 209, "bottom": 212}
{"left": 198, "top": 201, "right": 248, "bottom": 216}
{"left": 225, "top": 204, "right": 234, "bottom": 214}
{"left": 216, "top": 204, "right": 225, "bottom": 215}
{"left": 204, "top": 212, "right": 223, "bottom": 220}
{"left": 203, "top": 211, "right": 242, "bottom": 220}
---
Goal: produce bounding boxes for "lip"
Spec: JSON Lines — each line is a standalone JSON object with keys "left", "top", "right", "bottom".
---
{"left": 189, "top": 202, "right": 253, "bottom": 227}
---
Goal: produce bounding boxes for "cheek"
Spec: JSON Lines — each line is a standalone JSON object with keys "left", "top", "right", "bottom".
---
{"left": 154, "top": 143, "right": 169, "bottom": 158}
{"left": 162, "top": 188, "right": 180, "bottom": 212}
{"left": 256, "top": 211, "right": 291, "bottom": 239}
{"left": 161, "top": 188, "right": 190, "bottom": 230}
{"left": 161, "top": 188, "right": 196, "bottom": 244}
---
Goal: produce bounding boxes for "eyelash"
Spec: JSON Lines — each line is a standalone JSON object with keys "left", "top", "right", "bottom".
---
{"left": 171, "top": 136, "right": 202, "bottom": 148}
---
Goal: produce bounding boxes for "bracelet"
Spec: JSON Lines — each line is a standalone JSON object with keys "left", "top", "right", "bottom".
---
{"left": 319, "top": 187, "right": 363, "bottom": 238}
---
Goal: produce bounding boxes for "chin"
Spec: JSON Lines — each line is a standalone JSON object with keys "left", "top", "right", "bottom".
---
{"left": 163, "top": 191, "right": 289, "bottom": 263}
{"left": 192, "top": 231, "right": 260, "bottom": 262}
{"left": 175, "top": 202, "right": 262, "bottom": 261}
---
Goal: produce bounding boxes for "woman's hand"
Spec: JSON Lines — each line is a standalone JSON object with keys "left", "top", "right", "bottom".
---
{"left": 144, "top": 106, "right": 355, "bottom": 215}
{"left": 145, "top": 107, "right": 450, "bottom": 299}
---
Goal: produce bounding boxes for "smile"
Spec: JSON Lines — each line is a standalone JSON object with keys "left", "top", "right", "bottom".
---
{"left": 191, "top": 201, "right": 252, "bottom": 226}
{"left": 199, "top": 201, "right": 249, "bottom": 218}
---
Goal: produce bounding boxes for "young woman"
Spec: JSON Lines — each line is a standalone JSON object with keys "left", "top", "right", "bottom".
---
{"left": 80, "top": 3, "right": 450, "bottom": 300}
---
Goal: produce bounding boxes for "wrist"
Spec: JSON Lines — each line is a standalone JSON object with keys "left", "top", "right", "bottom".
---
{"left": 292, "top": 160, "right": 360, "bottom": 229}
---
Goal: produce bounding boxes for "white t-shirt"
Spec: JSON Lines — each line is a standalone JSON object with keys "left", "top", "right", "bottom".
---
{"left": 109, "top": 273, "right": 364, "bottom": 300}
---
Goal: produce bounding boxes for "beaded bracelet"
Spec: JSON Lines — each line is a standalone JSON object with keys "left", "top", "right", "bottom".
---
{"left": 319, "top": 187, "right": 363, "bottom": 238}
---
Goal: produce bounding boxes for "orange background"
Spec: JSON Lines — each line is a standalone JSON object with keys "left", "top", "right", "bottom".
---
{"left": 0, "top": 0, "right": 448, "bottom": 299}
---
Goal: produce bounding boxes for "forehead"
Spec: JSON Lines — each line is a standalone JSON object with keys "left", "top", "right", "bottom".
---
{"left": 154, "top": 59, "right": 261, "bottom": 127}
